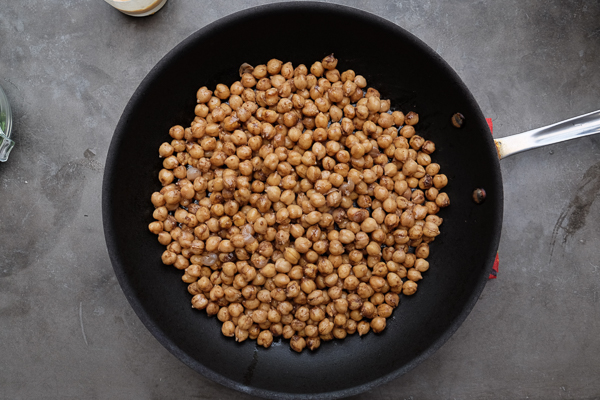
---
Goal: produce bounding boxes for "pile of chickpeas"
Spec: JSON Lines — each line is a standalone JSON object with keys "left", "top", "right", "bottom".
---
{"left": 148, "top": 54, "right": 449, "bottom": 352}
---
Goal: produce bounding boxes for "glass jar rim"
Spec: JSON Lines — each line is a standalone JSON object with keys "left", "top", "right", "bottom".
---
{"left": 0, "top": 84, "right": 12, "bottom": 138}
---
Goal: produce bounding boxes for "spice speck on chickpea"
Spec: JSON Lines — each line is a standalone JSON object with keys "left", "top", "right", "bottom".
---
{"left": 149, "top": 54, "right": 449, "bottom": 352}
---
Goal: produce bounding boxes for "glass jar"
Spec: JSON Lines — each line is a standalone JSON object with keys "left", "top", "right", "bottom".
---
{"left": 104, "top": 0, "right": 168, "bottom": 17}
{"left": 0, "top": 84, "right": 14, "bottom": 162}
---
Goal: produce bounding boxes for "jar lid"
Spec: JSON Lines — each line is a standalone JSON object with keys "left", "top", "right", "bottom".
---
{"left": 0, "top": 84, "right": 15, "bottom": 162}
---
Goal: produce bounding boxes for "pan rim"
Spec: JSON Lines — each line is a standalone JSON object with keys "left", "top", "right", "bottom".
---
{"left": 102, "top": 2, "right": 504, "bottom": 399}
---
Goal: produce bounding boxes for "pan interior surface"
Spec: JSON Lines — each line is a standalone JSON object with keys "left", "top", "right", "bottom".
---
{"left": 102, "top": 2, "right": 503, "bottom": 399}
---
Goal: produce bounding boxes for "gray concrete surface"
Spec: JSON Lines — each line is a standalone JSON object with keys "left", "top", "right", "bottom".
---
{"left": 1, "top": 1, "right": 599, "bottom": 399}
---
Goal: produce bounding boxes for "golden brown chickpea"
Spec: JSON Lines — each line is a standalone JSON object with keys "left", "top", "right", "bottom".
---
{"left": 402, "top": 159, "right": 418, "bottom": 177}
{"left": 250, "top": 64, "right": 266, "bottom": 79}
{"left": 375, "top": 303, "right": 392, "bottom": 318}
{"left": 230, "top": 80, "right": 244, "bottom": 95}
{"left": 405, "top": 111, "right": 419, "bottom": 125}
{"left": 191, "top": 294, "right": 209, "bottom": 310}
{"left": 257, "top": 330, "right": 274, "bottom": 348}
{"left": 148, "top": 221, "right": 163, "bottom": 234}
{"left": 409, "top": 135, "right": 425, "bottom": 150}
{"left": 415, "top": 242, "right": 430, "bottom": 258}
{"left": 370, "top": 317, "right": 386, "bottom": 333}
{"left": 267, "top": 59, "right": 283, "bottom": 75}
{"left": 366, "top": 96, "right": 380, "bottom": 113}
{"left": 400, "top": 125, "right": 415, "bottom": 139}
{"left": 151, "top": 192, "right": 166, "bottom": 207}
{"left": 408, "top": 223, "right": 423, "bottom": 240}
{"left": 402, "top": 280, "right": 418, "bottom": 295}
{"left": 217, "top": 307, "right": 231, "bottom": 323}
{"left": 163, "top": 189, "right": 181, "bottom": 205}
{"left": 407, "top": 268, "right": 423, "bottom": 282}
{"left": 162, "top": 155, "right": 179, "bottom": 170}
{"left": 414, "top": 258, "right": 430, "bottom": 273}
{"left": 358, "top": 217, "right": 376, "bottom": 233}
{"left": 214, "top": 83, "right": 230, "bottom": 100}
{"left": 355, "top": 320, "right": 369, "bottom": 336}
{"left": 388, "top": 110, "right": 403, "bottom": 126}
{"left": 421, "top": 140, "right": 436, "bottom": 154}
{"left": 276, "top": 62, "right": 292, "bottom": 80}
{"left": 196, "top": 87, "right": 212, "bottom": 103}
{"left": 423, "top": 222, "right": 440, "bottom": 238}
{"left": 359, "top": 300, "right": 376, "bottom": 318}
{"left": 332, "top": 327, "right": 347, "bottom": 340}
{"left": 158, "top": 169, "right": 174, "bottom": 186}
{"left": 307, "top": 61, "right": 323, "bottom": 77}
{"left": 426, "top": 163, "right": 441, "bottom": 176}
{"left": 241, "top": 73, "right": 257, "bottom": 88}
{"left": 157, "top": 231, "right": 172, "bottom": 246}
{"left": 325, "top": 69, "right": 340, "bottom": 82}
{"left": 435, "top": 192, "right": 450, "bottom": 208}
{"left": 433, "top": 174, "right": 448, "bottom": 189}
{"left": 321, "top": 54, "right": 338, "bottom": 70}
{"left": 353, "top": 74, "right": 367, "bottom": 88}
{"left": 207, "top": 96, "right": 221, "bottom": 112}
{"left": 159, "top": 141, "right": 175, "bottom": 157}
{"left": 302, "top": 211, "right": 319, "bottom": 226}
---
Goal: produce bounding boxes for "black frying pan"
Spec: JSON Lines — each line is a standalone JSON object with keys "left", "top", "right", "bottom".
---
{"left": 103, "top": 2, "right": 503, "bottom": 398}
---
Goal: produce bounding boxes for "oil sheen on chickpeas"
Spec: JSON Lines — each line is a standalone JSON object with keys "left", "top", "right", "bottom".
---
{"left": 149, "top": 54, "right": 449, "bottom": 353}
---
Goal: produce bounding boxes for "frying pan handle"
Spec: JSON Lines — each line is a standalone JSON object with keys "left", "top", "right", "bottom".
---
{"left": 494, "top": 109, "right": 600, "bottom": 159}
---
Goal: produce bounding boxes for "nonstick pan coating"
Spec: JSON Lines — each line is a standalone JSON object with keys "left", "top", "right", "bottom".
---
{"left": 102, "top": 2, "right": 503, "bottom": 398}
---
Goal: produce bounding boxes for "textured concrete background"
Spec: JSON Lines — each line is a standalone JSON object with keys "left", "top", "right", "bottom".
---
{"left": 1, "top": 1, "right": 599, "bottom": 399}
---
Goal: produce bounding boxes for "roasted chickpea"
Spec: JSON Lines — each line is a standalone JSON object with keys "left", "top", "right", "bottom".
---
{"left": 402, "top": 280, "right": 418, "bottom": 295}
{"left": 433, "top": 174, "right": 448, "bottom": 189}
{"left": 434, "top": 192, "right": 449, "bottom": 208}
{"left": 153, "top": 56, "right": 448, "bottom": 352}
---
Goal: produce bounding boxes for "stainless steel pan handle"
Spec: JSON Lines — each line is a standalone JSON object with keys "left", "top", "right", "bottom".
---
{"left": 495, "top": 109, "right": 600, "bottom": 159}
